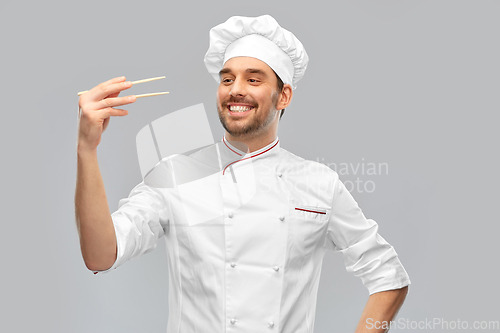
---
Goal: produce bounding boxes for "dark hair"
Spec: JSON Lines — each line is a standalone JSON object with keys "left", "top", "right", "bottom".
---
{"left": 274, "top": 72, "right": 285, "bottom": 120}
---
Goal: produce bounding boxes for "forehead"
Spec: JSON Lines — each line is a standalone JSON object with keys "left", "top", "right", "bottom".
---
{"left": 221, "top": 56, "right": 275, "bottom": 76}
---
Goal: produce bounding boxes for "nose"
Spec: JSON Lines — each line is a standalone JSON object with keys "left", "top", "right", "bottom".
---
{"left": 229, "top": 78, "right": 246, "bottom": 97}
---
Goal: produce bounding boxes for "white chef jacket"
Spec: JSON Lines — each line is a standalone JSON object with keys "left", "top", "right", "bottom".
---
{"left": 95, "top": 136, "right": 411, "bottom": 333}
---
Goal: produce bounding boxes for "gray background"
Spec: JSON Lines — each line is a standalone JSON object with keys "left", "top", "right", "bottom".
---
{"left": 1, "top": 0, "right": 499, "bottom": 332}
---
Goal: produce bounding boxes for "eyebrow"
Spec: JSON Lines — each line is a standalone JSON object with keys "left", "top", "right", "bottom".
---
{"left": 219, "top": 68, "right": 268, "bottom": 77}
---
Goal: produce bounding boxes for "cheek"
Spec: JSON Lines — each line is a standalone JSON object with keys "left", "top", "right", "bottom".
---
{"left": 261, "top": 85, "right": 277, "bottom": 102}
{"left": 217, "top": 87, "right": 228, "bottom": 104}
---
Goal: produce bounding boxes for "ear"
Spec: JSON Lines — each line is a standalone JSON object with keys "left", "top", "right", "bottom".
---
{"left": 276, "top": 84, "right": 293, "bottom": 110}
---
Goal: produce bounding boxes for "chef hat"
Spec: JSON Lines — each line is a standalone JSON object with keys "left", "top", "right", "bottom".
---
{"left": 204, "top": 15, "right": 309, "bottom": 90}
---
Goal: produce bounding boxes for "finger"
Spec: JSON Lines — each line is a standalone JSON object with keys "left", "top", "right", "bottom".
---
{"left": 80, "top": 76, "right": 125, "bottom": 97}
{"left": 88, "top": 78, "right": 133, "bottom": 101}
{"left": 104, "top": 76, "right": 127, "bottom": 85}
{"left": 101, "top": 107, "right": 130, "bottom": 117}
{"left": 78, "top": 76, "right": 127, "bottom": 98}
{"left": 98, "top": 95, "right": 137, "bottom": 109}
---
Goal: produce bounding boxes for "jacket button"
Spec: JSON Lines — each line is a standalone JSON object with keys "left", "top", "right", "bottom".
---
{"left": 230, "top": 318, "right": 236, "bottom": 324}
{"left": 230, "top": 262, "right": 236, "bottom": 268}
{"left": 277, "top": 172, "right": 282, "bottom": 178}
{"left": 273, "top": 266, "right": 279, "bottom": 272}
{"left": 228, "top": 212, "right": 234, "bottom": 218}
{"left": 279, "top": 216, "right": 285, "bottom": 221}
{"left": 268, "top": 321, "right": 275, "bottom": 328}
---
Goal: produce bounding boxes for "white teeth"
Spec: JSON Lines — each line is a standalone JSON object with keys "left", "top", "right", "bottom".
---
{"left": 229, "top": 105, "right": 252, "bottom": 112}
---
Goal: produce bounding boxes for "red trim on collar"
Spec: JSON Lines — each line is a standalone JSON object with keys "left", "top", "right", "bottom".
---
{"left": 222, "top": 139, "right": 279, "bottom": 175}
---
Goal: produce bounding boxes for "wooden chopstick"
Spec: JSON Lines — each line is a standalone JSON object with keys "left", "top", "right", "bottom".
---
{"left": 77, "top": 76, "right": 166, "bottom": 96}
{"left": 135, "top": 92, "right": 169, "bottom": 98}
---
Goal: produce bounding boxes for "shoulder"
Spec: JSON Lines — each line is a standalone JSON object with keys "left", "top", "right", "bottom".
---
{"left": 278, "top": 147, "right": 339, "bottom": 200}
{"left": 278, "top": 147, "right": 339, "bottom": 180}
{"left": 278, "top": 147, "right": 338, "bottom": 204}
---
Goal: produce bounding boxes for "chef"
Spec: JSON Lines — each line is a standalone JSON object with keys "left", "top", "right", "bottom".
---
{"left": 75, "top": 15, "right": 410, "bottom": 333}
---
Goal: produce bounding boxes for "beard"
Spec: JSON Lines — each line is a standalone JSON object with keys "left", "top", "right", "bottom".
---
{"left": 217, "top": 94, "right": 279, "bottom": 138}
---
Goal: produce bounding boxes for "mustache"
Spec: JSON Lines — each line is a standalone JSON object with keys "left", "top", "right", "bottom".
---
{"left": 222, "top": 97, "right": 257, "bottom": 107}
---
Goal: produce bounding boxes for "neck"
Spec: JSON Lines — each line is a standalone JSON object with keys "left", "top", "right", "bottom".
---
{"left": 225, "top": 130, "right": 277, "bottom": 153}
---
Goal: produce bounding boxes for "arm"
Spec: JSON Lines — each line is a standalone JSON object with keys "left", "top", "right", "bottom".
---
{"left": 74, "top": 76, "right": 136, "bottom": 271}
{"left": 355, "top": 286, "right": 409, "bottom": 333}
{"left": 323, "top": 172, "right": 411, "bottom": 331}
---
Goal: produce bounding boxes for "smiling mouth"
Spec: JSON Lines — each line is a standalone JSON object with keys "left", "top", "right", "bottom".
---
{"left": 228, "top": 105, "right": 254, "bottom": 112}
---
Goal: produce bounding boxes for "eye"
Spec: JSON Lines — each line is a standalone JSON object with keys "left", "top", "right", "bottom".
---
{"left": 221, "top": 78, "right": 233, "bottom": 83}
{"left": 248, "top": 79, "right": 260, "bottom": 83}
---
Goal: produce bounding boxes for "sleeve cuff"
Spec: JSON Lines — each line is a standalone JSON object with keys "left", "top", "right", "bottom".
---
{"left": 90, "top": 215, "right": 127, "bottom": 275}
{"left": 365, "top": 256, "right": 411, "bottom": 295}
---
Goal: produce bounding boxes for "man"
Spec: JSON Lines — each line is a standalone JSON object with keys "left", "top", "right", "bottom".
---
{"left": 75, "top": 15, "right": 410, "bottom": 332}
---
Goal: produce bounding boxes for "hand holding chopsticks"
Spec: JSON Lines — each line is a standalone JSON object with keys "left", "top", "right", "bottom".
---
{"left": 77, "top": 76, "right": 168, "bottom": 152}
{"left": 77, "top": 76, "right": 169, "bottom": 98}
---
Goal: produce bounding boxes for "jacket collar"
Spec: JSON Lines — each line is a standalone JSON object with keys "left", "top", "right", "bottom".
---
{"left": 221, "top": 135, "right": 280, "bottom": 174}
{"left": 222, "top": 135, "right": 279, "bottom": 156}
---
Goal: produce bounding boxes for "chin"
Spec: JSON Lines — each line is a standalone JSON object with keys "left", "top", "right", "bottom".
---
{"left": 225, "top": 125, "right": 255, "bottom": 138}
